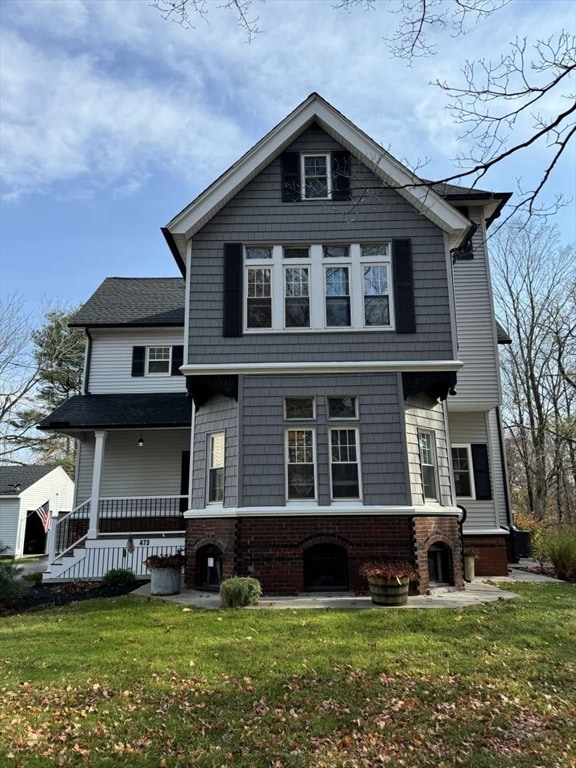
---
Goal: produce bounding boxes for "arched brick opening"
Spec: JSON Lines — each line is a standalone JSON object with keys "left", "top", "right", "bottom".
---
{"left": 303, "top": 542, "right": 349, "bottom": 591}
{"left": 195, "top": 543, "right": 224, "bottom": 591}
{"left": 426, "top": 541, "right": 453, "bottom": 586}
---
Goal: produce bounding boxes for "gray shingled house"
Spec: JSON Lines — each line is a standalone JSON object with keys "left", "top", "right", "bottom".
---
{"left": 40, "top": 94, "right": 513, "bottom": 592}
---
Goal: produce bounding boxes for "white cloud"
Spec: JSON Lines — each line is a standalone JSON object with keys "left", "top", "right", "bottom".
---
{"left": 1, "top": 0, "right": 572, "bottom": 208}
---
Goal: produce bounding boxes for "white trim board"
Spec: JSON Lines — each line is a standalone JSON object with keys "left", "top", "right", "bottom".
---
{"left": 181, "top": 359, "right": 464, "bottom": 377}
{"left": 183, "top": 503, "right": 461, "bottom": 519}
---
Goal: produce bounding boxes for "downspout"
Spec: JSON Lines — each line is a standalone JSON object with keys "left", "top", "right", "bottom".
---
{"left": 83, "top": 329, "right": 93, "bottom": 395}
{"left": 496, "top": 405, "right": 515, "bottom": 562}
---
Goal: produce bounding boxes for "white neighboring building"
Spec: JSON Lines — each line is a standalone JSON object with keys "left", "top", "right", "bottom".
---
{"left": 0, "top": 466, "right": 74, "bottom": 557}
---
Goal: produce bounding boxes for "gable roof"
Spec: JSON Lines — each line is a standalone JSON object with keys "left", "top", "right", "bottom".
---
{"left": 0, "top": 465, "right": 57, "bottom": 495}
{"left": 164, "top": 92, "right": 473, "bottom": 268}
{"left": 69, "top": 278, "right": 185, "bottom": 328}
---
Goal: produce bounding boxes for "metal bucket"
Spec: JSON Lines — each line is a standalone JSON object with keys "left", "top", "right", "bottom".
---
{"left": 149, "top": 566, "right": 182, "bottom": 596}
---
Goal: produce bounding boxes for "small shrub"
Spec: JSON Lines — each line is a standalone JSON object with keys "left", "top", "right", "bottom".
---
{"left": 542, "top": 526, "right": 576, "bottom": 581}
{"left": 220, "top": 576, "right": 262, "bottom": 609}
{"left": 0, "top": 544, "right": 28, "bottom": 606}
{"left": 102, "top": 568, "right": 137, "bottom": 588}
{"left": 21, "top": 571, "right": 43, "bottom": 587}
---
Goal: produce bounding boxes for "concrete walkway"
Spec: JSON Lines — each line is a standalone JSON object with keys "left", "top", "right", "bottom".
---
{"left": 132, "top": 561, "right": 566, "bottom": 611}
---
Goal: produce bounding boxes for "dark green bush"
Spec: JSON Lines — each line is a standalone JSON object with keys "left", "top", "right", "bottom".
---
{"left": 21, "top": 571, "right": 43, "bottom": 587}
{"left": 102, "top": 568, "right": 137, "bottom": 588}
{"left": 0, "top": 543, "right": 28, "bottom": 606}
{"left": 220, "top": 576, "right": 262, "bottom": 609}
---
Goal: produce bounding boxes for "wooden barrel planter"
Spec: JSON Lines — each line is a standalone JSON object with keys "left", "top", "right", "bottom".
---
{"left": 367, "top": 576, "right": 410, "bottom": 606}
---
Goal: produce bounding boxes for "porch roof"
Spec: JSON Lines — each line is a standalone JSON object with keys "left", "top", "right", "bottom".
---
{"left": 38, "top": 393, "right": 192, "bottom": 431}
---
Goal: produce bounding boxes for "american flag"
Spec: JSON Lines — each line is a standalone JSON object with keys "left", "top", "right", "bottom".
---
{"left": 35, "top": 503, "right": 51, "bottom": 533}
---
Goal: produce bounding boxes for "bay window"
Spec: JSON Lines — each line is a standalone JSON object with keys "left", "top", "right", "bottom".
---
{"left": 243, "top": 243, "right": 393, "bottom": 332}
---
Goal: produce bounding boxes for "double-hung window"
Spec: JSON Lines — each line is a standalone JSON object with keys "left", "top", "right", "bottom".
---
{"left": 328, "top": 397, "right": 360, "bottom": 499}
{"left": 284, "top": 252, "right": 311, "bottom": 328}
{"left": 451, "top": 445, "right": 475, "bottom": 498}
{"left": 207, "top": 432, "right": 225, "bottom": 503}
{"left": 419, "top": 431, "right": 438, "bottom": 501}
{"left": 245, "top": 246, "right": 273, "bottom": 329}
{"left": 147, "top": 346, "right": 171, "bottom": 374}
{"left": 330, "top": 429, "right": 360, "bottom": 499}
{"left": 362, "top": 245, "right": 390, "bottom": 327}
{"left": 302, "top": 154, "right": 330, "bottom": 199}
{"left": 286, "top": 429, "right": 316, "bottom": 500}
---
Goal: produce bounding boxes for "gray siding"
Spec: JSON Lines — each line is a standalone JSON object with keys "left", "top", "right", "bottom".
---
{"left": 450, "top": 207, "right": 501, "bottom": 407}
{"left": 192, "top": 395, "right": 239, "bottom": 508}
{"left": 188, "top": 124, "right": 454, "bottom": 365}
{"left": 448, "top": 411, "right": 501, "bottom": 530}
{"left": 240, "top": 373, "right": 409, "bottom": 507}
{"left": 405, "top": 394, "right": 453, "bottom": 506}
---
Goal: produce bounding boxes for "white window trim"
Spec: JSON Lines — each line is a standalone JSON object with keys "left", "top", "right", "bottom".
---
{"left": 301, "top": 153, "right": 332, "bottom": 200}
{"left": 418, "top": 429, "right": 439, "bottom": 502}
{"left": 243, "top": 243, "right": 394, "bottom": 333}
{"left": 146, "top": 346, "right": 172, "bottom": 376}
{"left": 284, "top": 396, "right": 316, "bottom": 421}
{"left": 327, "top": 396, "right": 358, "bottom": 420}
{"left": 285, "top": 428, "right": 317, "bottom": 503}
{"left": 329, "top": 426, "right": 362, "bottom": 502}
{"left": 206, "top": 432, "right": 225, "bottom": 506}
{"left": 451, "top": 443, "right": 476, "bottom": 500}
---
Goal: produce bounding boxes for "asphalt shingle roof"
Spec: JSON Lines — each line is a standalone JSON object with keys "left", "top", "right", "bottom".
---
{"left": 0, "top": 465, "right": 57, "bottom": 495}
{"left": 69, "top": 278, "right": 185, "bottom": 327}
{"left": 496, "top": 321, "right": 512, "bottom": 344}
{"left": 38, "top": 394, "right": 192, "bottom": 430}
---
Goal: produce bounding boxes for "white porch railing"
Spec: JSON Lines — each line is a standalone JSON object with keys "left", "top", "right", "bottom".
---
{"left": 48, "top": 499, "right": 91, "bottom": 565}
{"left": 47, "top": 495, "right": 187, "bottom": 571}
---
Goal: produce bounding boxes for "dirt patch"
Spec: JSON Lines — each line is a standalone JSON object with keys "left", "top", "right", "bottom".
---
{"left": 0, "top": 580, "right": 144, "bottom": 618}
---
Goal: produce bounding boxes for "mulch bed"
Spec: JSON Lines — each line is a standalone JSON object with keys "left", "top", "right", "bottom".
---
{"left": 0, "top": 580, "right": 144, "bottom": 618}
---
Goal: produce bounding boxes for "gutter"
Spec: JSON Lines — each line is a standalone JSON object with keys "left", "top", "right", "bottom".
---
{"left": 161, "top": 227, "right": 186, "bottom": 275}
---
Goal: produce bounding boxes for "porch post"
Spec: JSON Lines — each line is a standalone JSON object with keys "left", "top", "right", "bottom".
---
{"left": 88, "top": 429, "right": 107, "bottom": 538}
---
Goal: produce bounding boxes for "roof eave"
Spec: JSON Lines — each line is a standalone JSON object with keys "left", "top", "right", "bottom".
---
{"left": 165, "top": 94, "right": 470, "bottom": 248}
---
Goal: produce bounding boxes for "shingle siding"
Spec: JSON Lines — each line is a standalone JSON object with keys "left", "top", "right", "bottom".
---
{"left": 240, "top": 373, "right": 409, "bottom": 508}
{"left": 192, "top": 396, "right": 239, "bottom": 509}
{"left": 188, "top": 124, "right": 453, "bottom": 365}
{"left": 405, "top": 394, "right": 453, "bottom": 507}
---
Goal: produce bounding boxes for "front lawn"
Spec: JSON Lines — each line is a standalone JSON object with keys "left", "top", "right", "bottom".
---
{"left": 1, "top": 583, "right": 575, "bottom": 767}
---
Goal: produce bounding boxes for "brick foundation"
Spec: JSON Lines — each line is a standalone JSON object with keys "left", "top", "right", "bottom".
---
{"left": 185, "top": 514, "right": 465, "bottom": 595}
{"left": 463, "top": 535, "right": 509, "bottom": 576}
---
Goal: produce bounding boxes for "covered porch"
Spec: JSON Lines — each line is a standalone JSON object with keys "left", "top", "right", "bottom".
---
{"left": 39, "top": 393, "right": 192, "bottom": 580}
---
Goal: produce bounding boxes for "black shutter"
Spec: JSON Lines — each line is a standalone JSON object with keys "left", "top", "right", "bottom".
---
{"left": 131, "top": 346, "right": 145, "bottom": 377}
{"left": 331, "top": 150, "right": 351, "bottom": 201}
{"left": 281, "top": 152, "right": 301, "bottom": 202}
{"left": 471, "top": 444, "right": 492, "bottom": 500}
{"left": 223, "top": 243, "right": 243, "bottom": 337}
{"left": 180, "top": 450, "right": 190, "bottom": 513}
{"left": 171, "top": 345, "right": 184, "bottom": 375}
{"left": 392, "top": 239, "right": 416, "bottom": 334}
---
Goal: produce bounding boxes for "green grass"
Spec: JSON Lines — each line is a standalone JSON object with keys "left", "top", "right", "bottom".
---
{"left": 1, "top": 583, "right": 575, "bottom": 767}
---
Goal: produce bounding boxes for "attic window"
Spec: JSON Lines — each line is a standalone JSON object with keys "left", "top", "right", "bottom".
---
{"left": 302, "top": 154, "right": 330, "bottom": 199}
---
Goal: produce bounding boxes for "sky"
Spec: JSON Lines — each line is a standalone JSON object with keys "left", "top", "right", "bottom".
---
{"left": 1, "top": 0, "right": 575, "bottom": 324}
